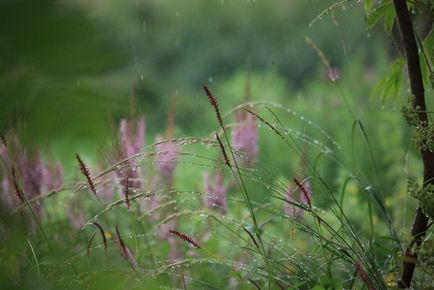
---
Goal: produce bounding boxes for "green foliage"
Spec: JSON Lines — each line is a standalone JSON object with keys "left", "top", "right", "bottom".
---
{"left": 371, "top": 58, "right": 405, "bottom": 104}
{"left": 365, "top": 0, "right": 395, "bottom": 34}
{"left": 312, "top": 275, "right": 343, "bottom": 290}
{"left": 412, "top": 121, "right": 434, "bottom": 152}
{"left": 402, "top": 95, "right": 434, "bottom": 152}
{"left": 408, "top": 179, "right": 434, "bottom": 220}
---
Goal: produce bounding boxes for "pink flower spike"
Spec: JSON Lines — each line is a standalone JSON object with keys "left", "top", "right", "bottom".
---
{"left": 115, "top": 116, "right": 145, "bottom": 191}
{"left": 155, "top": 136, "right": 180, "bottom": 187}
{"left": 232, "top": 110, "right": 258, "bottom": 167}
{"left": 203, "top": 170, "right": 228, "bottom": 214}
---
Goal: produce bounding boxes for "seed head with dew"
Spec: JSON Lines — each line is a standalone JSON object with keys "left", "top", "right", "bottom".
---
{"left": 169, "top": 230, "right": 201, "bottom": 249}
{"left": 76, "top": 154, "right": 97, "bottom": 197}
{"left": 203, "top": 84, "right": 223, "bottom": 128}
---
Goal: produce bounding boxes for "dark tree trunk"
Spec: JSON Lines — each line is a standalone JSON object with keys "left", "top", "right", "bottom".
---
{"left": 392, "top": 0, "right": 433, "bottom": 288}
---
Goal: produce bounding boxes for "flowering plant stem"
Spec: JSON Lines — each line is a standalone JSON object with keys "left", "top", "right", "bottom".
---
{"left": 220, "top": 129, "right": 274, "bottom": 288}
{"left": 204, "top": 85, "right": 273, "bottom": 287}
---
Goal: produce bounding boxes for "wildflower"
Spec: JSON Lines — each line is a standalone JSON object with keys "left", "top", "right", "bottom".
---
{"left": 232, "top": 110, "right": 258, "bottom": 167}
{"left": 325, "top": 67, "right": 340, "bottom": 82}
{"left": 0, "top": 134, "right": 63, "bottom": 214}
{"left": 154, "top": 135, "right": 179, "bottom": 188}
{"left": 203, "top": 170, "right": 228, "bottom": 214}
{"left": 119, "top": 118, "right": 145, "bottom": 161}
{"left": 116, "top": 117, "right": 145, "bottom": 190}
{"left": 284, "top": 179, "right": 312, "bottom": 218}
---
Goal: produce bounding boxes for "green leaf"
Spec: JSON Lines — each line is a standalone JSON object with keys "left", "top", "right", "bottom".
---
{"left": 366, "top": 1, "right": 394, "bottom": 30}
{"left": 383, "top": 5, "right": 396, "bottom": 34}
{"left": 371, "top": 58, "right": 405, "bottom": 104}
{"left": 364, "top": 0, "right": 373, "bottom": 12}
{"left": 423, "top": 29, "right": 434, "bottom": 58}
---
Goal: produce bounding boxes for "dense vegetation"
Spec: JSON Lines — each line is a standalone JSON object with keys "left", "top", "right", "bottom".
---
{"left": 0, "top": 0, "right": 433, "bottom": 289}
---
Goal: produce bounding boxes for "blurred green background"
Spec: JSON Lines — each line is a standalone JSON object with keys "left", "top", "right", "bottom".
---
{"left": 0, "top": 0, "right": 389, "bottom": 150}
{"left": 0, "top": 0, "right": 418, "bottom": 209}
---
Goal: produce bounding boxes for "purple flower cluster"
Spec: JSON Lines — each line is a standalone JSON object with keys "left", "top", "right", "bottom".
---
{"left": 114, "top": 117, "right": 145, "bottom": 194}
{"left": 0, "top": 134, "right": 63, "bottom": 215}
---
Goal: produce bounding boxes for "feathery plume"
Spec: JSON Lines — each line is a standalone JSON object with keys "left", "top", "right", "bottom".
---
{"left": 169, "top": 230, "right": 201, "bottom": 249}
{"left": 203, "top": 85, "right": 224, "bottom": 127}
{"left": 76, "top": 154, "right": 97, "bottom": 197}
{"left": 216, "top": 134, "right": 231, "bottom": 167}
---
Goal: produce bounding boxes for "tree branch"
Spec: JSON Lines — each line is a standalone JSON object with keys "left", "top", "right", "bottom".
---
{"left": 392, "top": 0, "right": 433, "bottom": 288}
